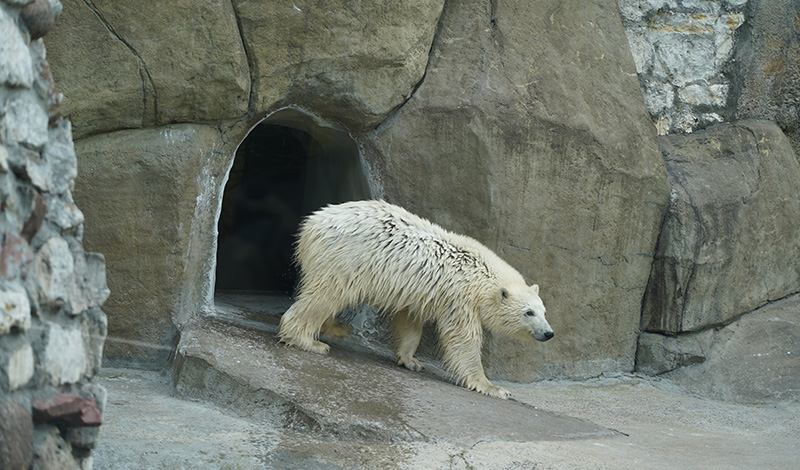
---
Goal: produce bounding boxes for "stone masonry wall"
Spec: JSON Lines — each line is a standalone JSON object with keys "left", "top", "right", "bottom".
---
{"left": 619, "top": 0, "right": 747, "bottom": 134}
{"left": 1, "top": 1, "right": 109, "bottom": 468}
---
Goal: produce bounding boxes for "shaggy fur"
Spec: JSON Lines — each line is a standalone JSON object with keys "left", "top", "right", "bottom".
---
{"left": 278, "top": 200, "right": 553, "bottom": 398}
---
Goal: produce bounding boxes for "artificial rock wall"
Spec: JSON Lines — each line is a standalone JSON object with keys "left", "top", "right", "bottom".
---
{"left": 38, "top": 0, "right": 800, "bottom": 403}
{"left": 44, "top": 0, "right": 668, "bottom": 380}
{"left": 1, "top": 0, "right": 110, "bottom": 468}
{"left": 621, "top": 0, "right": 800, "bottom": 403}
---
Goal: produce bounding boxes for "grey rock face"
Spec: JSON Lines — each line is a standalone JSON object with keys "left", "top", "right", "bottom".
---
{"left": 368, "top": 0, "right": 668, "bottom": 380}
{"left": 72, "top": 124, "right": 226, "bottom": 367}
{"left": 44, "top": 0, "right": 669, "bottom": 381}
{"left": 233, "top": 0, "right": 444, "bottom": 130}
{"left": 45, "top": 0, "right": 250, "bottom": 138}
{"left": 650, "top": 293, "right": 800, "bottom": 403}
{"left": 642, "top": 121, "right": 800, "bottom": 334}
{"left": 618, "top": 0, "right": 747, "bottom": 134}
{"left": 37, "top": 0, "right": 797, "bottom": 401}
{"left": 636, "top": 330, "right": 714, "bottom": 376}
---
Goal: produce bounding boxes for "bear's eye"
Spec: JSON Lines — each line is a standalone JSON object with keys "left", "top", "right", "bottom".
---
{"left": 525, "top": 310, "right": 534, "bottom": 317}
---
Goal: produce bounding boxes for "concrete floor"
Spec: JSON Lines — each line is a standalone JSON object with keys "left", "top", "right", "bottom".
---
{"left": 93, "top": 367, "right": 800, "bottom": 470}
{"left": 90, "top": 295, "right": 800, "bottom": 469}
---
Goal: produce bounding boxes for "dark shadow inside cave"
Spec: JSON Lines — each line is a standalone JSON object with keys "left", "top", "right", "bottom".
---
{"left": 215, "top": 109, "right": 370, "bottom": 295}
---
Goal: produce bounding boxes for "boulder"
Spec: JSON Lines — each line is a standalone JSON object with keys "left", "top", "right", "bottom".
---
{"left": 232, "top": 0, "right": 444, "bottom": 129}
{"left": 365, "top": 0, "right": 669, "bottom": 380}
{"left": 46, "top": 0, "right": 250, "bottom": 138}
{"left": 44, "top": 0, "right": 143, "bottom": 137}
{"left": 651, "top": 293, "right": 800, "bottom": 403}
{"left": 642, "top": 121, "right": 800, "bottom": 333}
{"left": 72, "top": 124, "right": 226, "bottom": 367}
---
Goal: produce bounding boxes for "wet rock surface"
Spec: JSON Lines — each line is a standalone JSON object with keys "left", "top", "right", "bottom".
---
{"left": 94, "top": 363, "right": 800, "bottom": 469}
{"left": 173, "top": 311, "right": 614, "bottom": 446}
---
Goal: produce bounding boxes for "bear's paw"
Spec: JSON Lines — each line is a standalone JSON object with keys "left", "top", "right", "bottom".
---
{"left": 397, "top": 356, "right": 424, "bottom": 372}
{"left": 468, "top": 380, "right": 511, "bottom": 399}
{"left": 308, "top": 340, "right": 331, "bottom": 355}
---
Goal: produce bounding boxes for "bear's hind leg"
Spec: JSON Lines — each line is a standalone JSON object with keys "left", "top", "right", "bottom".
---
{"left": 320, "top": 316, "right": 353, "bottom": 338}
{"left": 279, "top": 293, "right": 342, "bottom": 354}
{"left": 390, "top": 309, "right": 424, "bottom": 371}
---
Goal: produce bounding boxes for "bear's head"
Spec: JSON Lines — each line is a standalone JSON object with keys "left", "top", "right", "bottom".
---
{"left": 486, "top": 283, "right": 554, "bottom": 342}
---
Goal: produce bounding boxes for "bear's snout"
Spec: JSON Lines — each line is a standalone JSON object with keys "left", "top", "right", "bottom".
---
{"left": 530, "top": 330, "right": 554, "bottom": 342}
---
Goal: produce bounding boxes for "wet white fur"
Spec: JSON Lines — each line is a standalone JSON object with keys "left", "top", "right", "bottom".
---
{"left": 278, "top": 200, "right": 553, "bottom": 398}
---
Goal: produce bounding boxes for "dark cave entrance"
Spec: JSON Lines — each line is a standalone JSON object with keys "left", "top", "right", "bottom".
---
{"left": 215, "top": 109, "right": 370, "bottom": 295}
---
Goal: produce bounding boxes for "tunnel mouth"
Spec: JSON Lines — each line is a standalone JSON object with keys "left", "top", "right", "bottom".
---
{"left": 214, "top": 109, "right": 370, "bottom": 297}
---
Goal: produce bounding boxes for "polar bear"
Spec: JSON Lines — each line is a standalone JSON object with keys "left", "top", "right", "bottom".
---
{"left": 278, "top": 200, "right": 553, "bottom": 398}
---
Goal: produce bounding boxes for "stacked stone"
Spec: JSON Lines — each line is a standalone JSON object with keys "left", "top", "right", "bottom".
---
{"left": 1, "top": 0, "right": 109, "bottom": 468}
{"left": 618, "top": 0, "right": 748, "bottom": 134}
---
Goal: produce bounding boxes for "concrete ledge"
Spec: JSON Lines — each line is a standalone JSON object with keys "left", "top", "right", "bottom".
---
{"left": 172, "top": 314, "right": 615, "bottom": 447}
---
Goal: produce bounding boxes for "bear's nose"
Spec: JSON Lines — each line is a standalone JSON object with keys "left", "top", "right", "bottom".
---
{"left": 544, "top": 331, "right": 554, "bottom": 340}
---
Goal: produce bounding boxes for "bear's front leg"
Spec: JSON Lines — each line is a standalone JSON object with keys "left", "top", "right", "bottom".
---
{"left": 438, "top": 316, "right": 511, "bottom": 399}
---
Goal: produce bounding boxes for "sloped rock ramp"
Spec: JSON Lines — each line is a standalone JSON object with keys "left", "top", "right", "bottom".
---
{"left": 173, "top": 313, "right": 614, "bottom": 447}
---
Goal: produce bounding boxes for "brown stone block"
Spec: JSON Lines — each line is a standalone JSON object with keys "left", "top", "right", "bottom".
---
{"left": 32, "top": 394, "right": 102, "bottom": 427}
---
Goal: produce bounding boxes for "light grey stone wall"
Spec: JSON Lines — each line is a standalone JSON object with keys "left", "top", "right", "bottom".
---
{"left": 1, "top": 0, "right": 108, "bottom": 468}
{"left": 618, "top": 0, "right": 748, "bottom": 134}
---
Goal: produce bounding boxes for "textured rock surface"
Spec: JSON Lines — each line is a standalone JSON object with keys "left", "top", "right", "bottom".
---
{"left": 45, "top": 0, "right": 250, "bottom": 138}
{"left": 45, "top": 0, "right": 441, "bottom": 137}
{"left": 72, "top": 124, "right": 227, "bottom": 367}
{"left": 642, "top": 121, "right": 800, "bottom": 333}
{"left": 0, "top": 401, "right": 34, "bottom": 470}
{"left": 367, "top": 0, "right": 668, "bottom": 380}
{"left": 233, "top": 0, "right": 443, "bottom": 129}
{"left": 650, "top": 294, "right": 800, "bottom": 403}
{"left": 44, "top": 0, "right": 142, "bottom": 137}
{"left": 636, "top": 330, "right": 714, "bottom": 376}
{"left": 731, "top": 0, "right": 800, "bottom": 155}
{"left": 39, "top": 0, "right": 797, "bottom": 398}
{"left": 32, "top": 429, "right": 81, "bottom": 470}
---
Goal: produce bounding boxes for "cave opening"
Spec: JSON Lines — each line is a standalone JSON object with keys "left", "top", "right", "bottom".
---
{"left": 215, "top": 109, "right": 370, "bottom": 296}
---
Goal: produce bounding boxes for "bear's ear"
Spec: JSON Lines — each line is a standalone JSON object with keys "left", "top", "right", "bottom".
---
{"left": 531, "top": 284, "right": 539, "bottom": 295}
{"left": 500, "top": 288, "right": 509, "bottom": 301}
